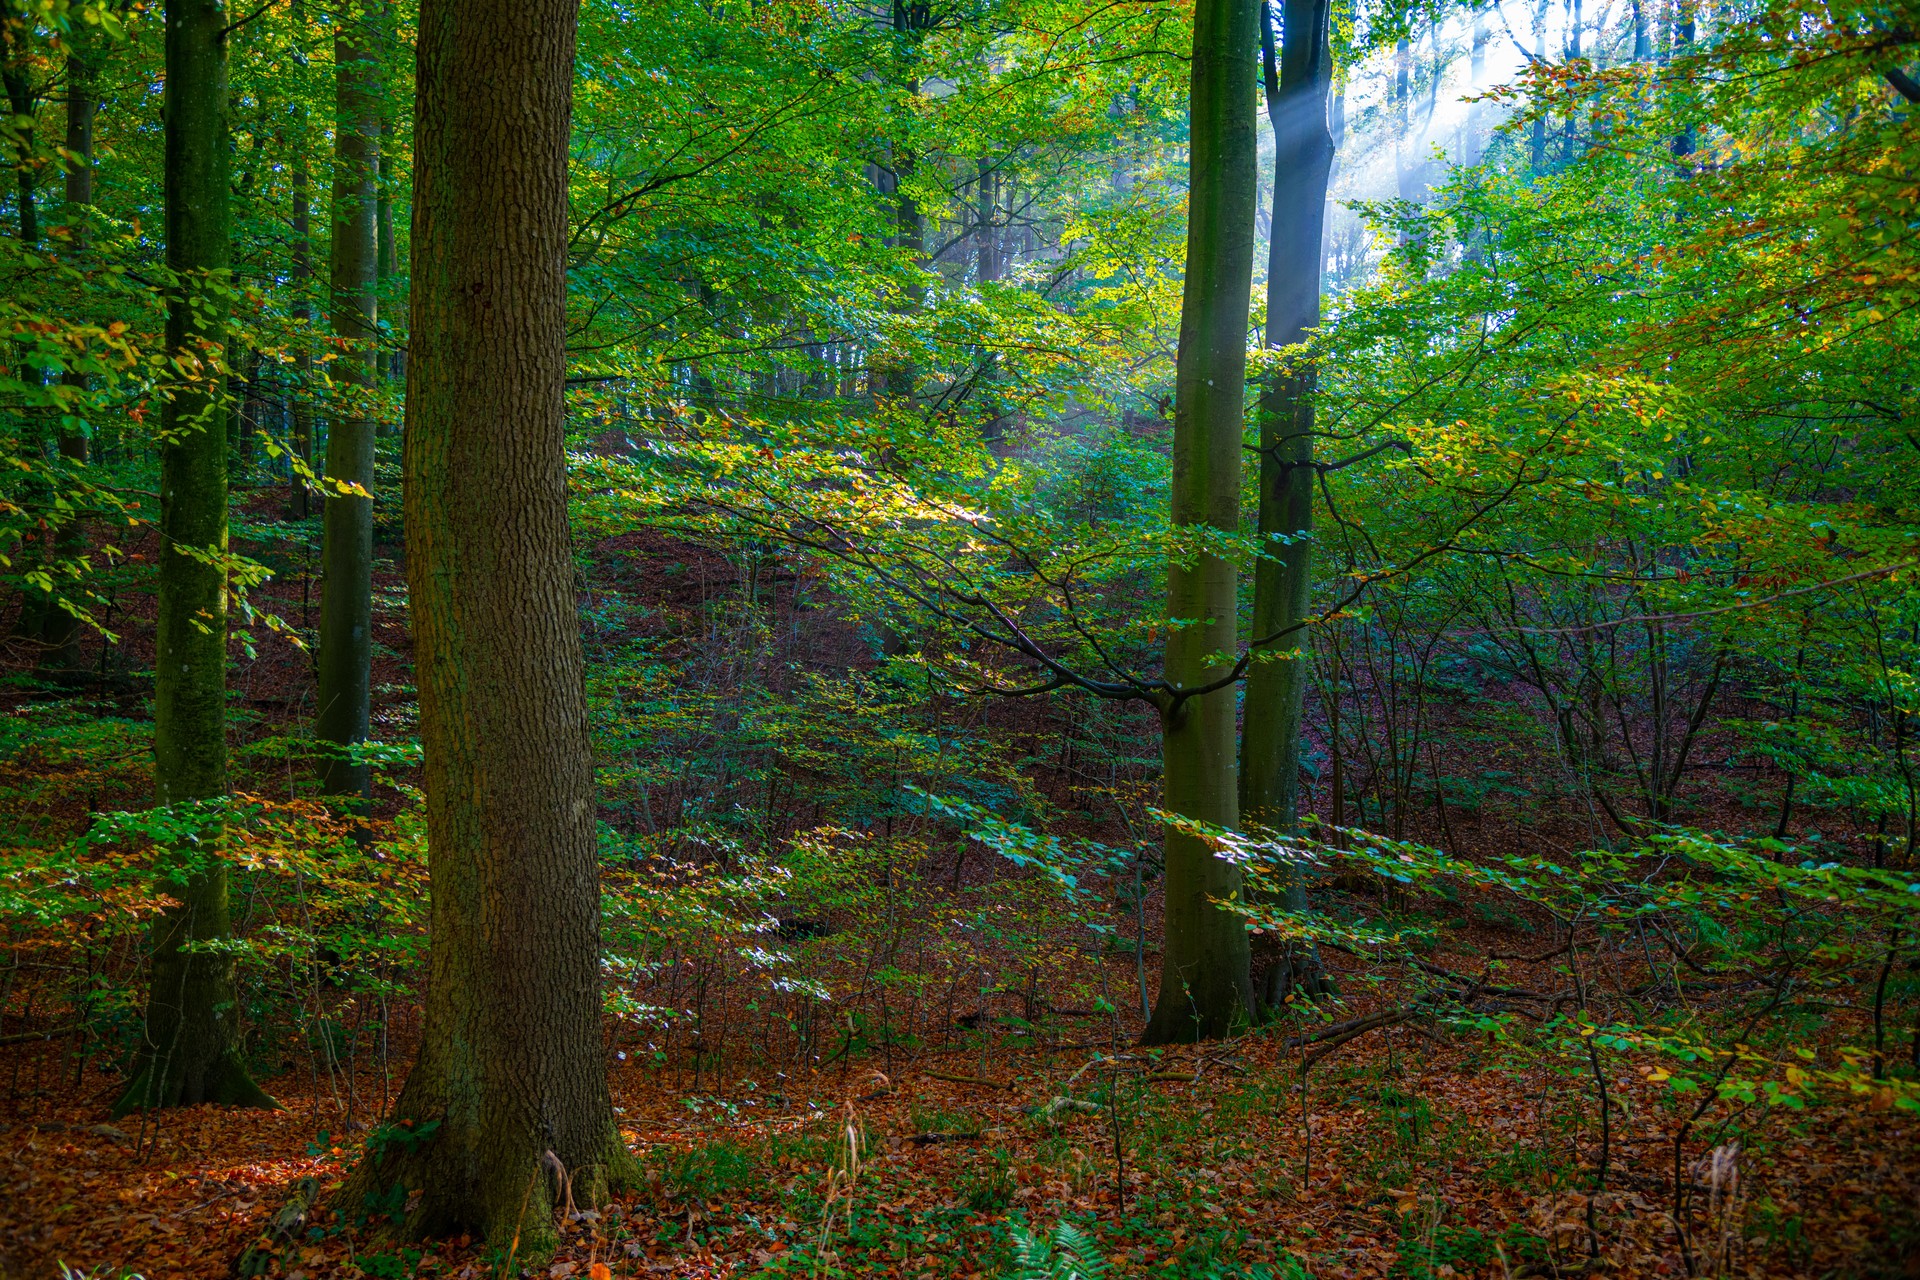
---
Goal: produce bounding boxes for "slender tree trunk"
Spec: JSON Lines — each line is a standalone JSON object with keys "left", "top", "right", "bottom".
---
{"left": 317, "top": 10, "right": 380, "bottom": 803}
{"left": 976, "top": 159, "right": 998, "bottom": 284}
{"left": 1531, "top": 0, "right": 1548, "bottom": 173}
{"left": 1671, "top": 1, "right": 1695, "bottom": 158}
{"left": 340, "top": 0, "right": 632, "bottom": 1249}
{"left": 376, "top": 111, "right": 397, "bottom": 399}
{"left": 1562, "top": 0, "right": 1583, "bottom": 160}
{"left": 375, "top": 1, "right": 403, "bottom": 419}
{"left": 1467, "top": 12, "right": 1488, "bottom": 166}
{"left": 116, "top": 0, "right": 274, "bottom": 1116}
{"left": 974, "top": 157, "right": 1003, "bottom": 440}
{"left": 42, "top": 31, "right": 96, "bottom": 675}
{"left": 1141, "top": 0, "right": 1260, "bottom": 1046}
{"left": 4, "top": 32, "right": 49, "bottom": 647}
{"left": 289, "top": 0, "right": 315, "bottom": 520}
{"left": 1241, "top": 0, "right": 1334, "bottom": 1010}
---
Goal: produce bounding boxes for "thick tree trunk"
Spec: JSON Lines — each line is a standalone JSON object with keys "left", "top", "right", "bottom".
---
{"left": 116, "top": 0, "right": 274, "bottom": 1116}
{"left": 1141, "top": 0, "right": 1260, "bottom": 1046}
{"left": 339, "top": 0, "right": 631, "bottom": 1251}
{"left": 1241, "top": 0, "right": 1335, "bottom": 1011}
{"left": 316, "top": 12, "right": 380, "bottom": 802}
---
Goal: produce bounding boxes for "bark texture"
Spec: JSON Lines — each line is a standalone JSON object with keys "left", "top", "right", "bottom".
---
{"left": 118, "top": 0, "right": 274, "bottom": 1116}
{"left": 1142, "top": 0, "right": 1261, "bottom": 1045}
{"left": 1242, "top": 0, "right": 1336, "bottom": 1010}
{"left": 317, "top": 12, "right": 380, "bottom": 802}
{"left": 340, "top": 0, "right": 631, "bottom": 1251}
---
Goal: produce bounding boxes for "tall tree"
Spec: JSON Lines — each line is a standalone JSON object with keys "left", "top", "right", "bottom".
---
{"left": 342, "top": 0, "right": 632, "bottom": 1247}
{"left": 316, "top": 9, "right": 380, "bottom": 801}
{"left": 1142, "top": 0, "right": 1261, "bottom": 1044}
{"left": 1241, "top": 0, "right": 1335, "bottom": 1007}
{"left": 4, "top": 10, "right": 48, "bottom": 647}
{"left": 288, "top": 0, "right": 315, "bottom": 521}
{"left": 117, "top": 0, "right": 274, "bottom": 1115}
{"left": 42, "top": 17, "right": 98, "bottom": 674}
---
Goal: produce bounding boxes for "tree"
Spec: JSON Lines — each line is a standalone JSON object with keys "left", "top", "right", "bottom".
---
{"left": 4, "top": 5, "right": 47, "bottom": 649}
{"left": 288, "top": 0, "right": 316, "bottom": 521}
{"left": 1240, "top": 0, "right": 1335, "bottom": 1006}
{"left": 342, "top": 0, "right": 632, "bottom": 1248}
{"left": 1142, "top": 0, "right": 1262, "bottom": 1044}
{"left": 41, "top": 15, "right": 98, "bottom": 676}
{"left": 116, "top": 0, "right": 274, "bottom": 1115}
{"left": 316, "top": 7, "right": 380, "bottom": 802}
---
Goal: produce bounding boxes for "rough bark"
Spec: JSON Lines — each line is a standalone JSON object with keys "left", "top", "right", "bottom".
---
{"left": 1242, "top": 0, "right": 1336, "bottom": 1011}
{"left": 316, "top": 10, "right": 380, "bottom": 803}
{"left": 337, "top": 0, "right": 631, "bottom": 1251}
{"left": 1141, "top": 0, "right": 1260, "bottom": 1046}
{"left": 116, "top": 0, "right": 274, "bottom": 1116}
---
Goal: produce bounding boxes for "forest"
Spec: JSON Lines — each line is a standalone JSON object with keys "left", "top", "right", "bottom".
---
{"left": 1, "top": 0, "right": 1917, "bottom": 1276}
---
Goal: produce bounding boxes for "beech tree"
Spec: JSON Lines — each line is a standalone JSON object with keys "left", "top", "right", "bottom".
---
{"left": 341, "top": 0, "right": 632, "bottom": 1248}
{"left": 117, "top": 0, "right": 274, "bottom": 1114}
{"left": 1240, "top": 0, "right": 1336, "bottom": 1005}
{"left": 1142, "top": 0, "right": 1262, "bottom": 1045}
{"left": 315, "top": 8, "right": 380, "bottom": 801}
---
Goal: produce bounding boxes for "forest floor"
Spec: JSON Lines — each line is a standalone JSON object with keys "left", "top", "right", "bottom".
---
{"left": 4, "top": 981, "right": 1916, "bottom": 1280}
{"left": 4, "top": 505, "right": 1917, "bottom": 1278}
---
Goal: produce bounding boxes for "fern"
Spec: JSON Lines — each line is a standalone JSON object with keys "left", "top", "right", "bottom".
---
{"left": 1006, "top": 1220, "right": 1109, "bottom": 1280}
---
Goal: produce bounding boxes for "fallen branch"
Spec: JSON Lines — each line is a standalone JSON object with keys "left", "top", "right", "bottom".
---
{"left": 0, "top": 1024, "right": 82, "bottom": 1047}
{"left": 1297, "top": 1010, "right": 1417, "bottom": 1066}
{"left": 1031, "top": 1096, "right": 1103, "bottom": 1121}
{"left": 921, "top": 1069, "right": 1012, "bottom": 1090}
{"left": 1281, "top": 1008, "right": 1409, "bottom": 1051}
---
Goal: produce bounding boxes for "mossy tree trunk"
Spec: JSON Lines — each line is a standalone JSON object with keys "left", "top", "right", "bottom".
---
{"left": 339, "top": 0, "right": 632, "bottom": 1251}
{"left": 1142, "top": 0, "right": 1261, "bottom": 1046}
{"left": 316, "top": 8, "right": 380, "bottom": 802}
{"left": 1241, "top": 0, "right": 1336, "bottom": 1010}
{"left": 116, "top": 0, "right": 275, "bottom": 1116}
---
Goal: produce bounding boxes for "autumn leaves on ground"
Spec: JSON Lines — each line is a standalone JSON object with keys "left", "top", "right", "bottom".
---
{"left": 4, "top": 934, "right": 1917, "bottom": 1279}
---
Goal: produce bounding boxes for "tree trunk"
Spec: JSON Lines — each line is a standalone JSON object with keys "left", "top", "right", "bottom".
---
{"left": 1241, "top": 0, "right": 1335, "bottom": 1012}
{"left": 1530, "top": 0, "right": 1548, "bottom": 173}
{"left": 289, "top": 0, "right": 315, "bottom": 521}
{"left": 4, "top": 33, "right": 49, "bottom": 648}
{"left": 1141, "top": 0, "right": 1260, "bottom": 1046}
{"left": 316, "top": 10, "right": 380, "bottom": 803}
{"left": 41, "top": 30, "right": 95, "bottom": 675}
{"left": 116, "top": 0, "right": 274, "bottom": 1116}
{"left": 339, "top": 0, "right": 632, "bottom": 1250}
{"left": 380, "top": 91, "right": 403, "bottom": 404}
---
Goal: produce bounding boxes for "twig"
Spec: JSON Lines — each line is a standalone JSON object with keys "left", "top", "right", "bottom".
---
{"left": 920, "top": 1069, "right": 1011, "bottom": 1090}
